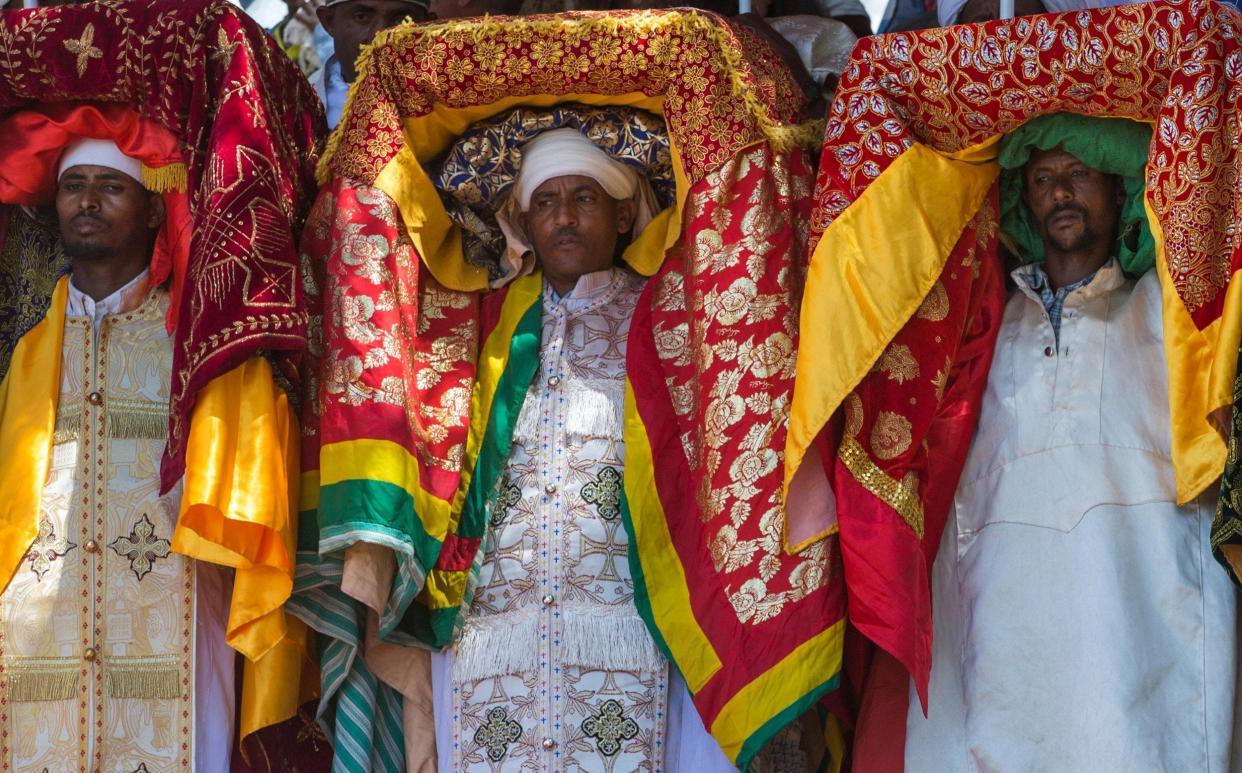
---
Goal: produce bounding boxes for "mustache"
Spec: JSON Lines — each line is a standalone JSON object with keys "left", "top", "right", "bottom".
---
{"left": 70, "top": 211, "right": 106, "bottom": 226}
{"left": 1044, "top": 202, "right": 1088, "bottom": 226}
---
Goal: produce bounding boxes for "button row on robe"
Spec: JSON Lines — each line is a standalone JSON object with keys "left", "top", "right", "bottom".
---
{"left": 542, "top": 738, "right": 556, "bottom": 750}
{"left": 87, "top": 390, "right": 103, "bottom": 406}
{"left": 83, "top": 647, "right": 97, "bottom": 662}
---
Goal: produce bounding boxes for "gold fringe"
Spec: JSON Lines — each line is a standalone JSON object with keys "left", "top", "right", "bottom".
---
{"left": 318, "top": 10, "right": 825, "bottom": 183}
{"left": 52, "top": 411, "right": 81, "bottom": 445}
{"left": 106, "top": 666, "right": 182, "bottom": 700}
{"left": 141, "top": 163, "right": 188, "bottom": 193}
{"left": 108, "top": 409, "right": 167, "bottom": 440}
{"left": 7, "top": 669, "right": 79, "bottom": 701}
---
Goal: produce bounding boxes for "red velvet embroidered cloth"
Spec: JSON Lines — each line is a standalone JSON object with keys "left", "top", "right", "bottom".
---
{"left": 0, "top": 0, "right": 324, "bottom": 489}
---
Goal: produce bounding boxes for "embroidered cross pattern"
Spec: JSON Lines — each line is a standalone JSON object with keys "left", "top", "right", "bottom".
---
{"left": 581, "top": 466, "right": 622, "bottom": 520}
{"left": 492, "top": 480, "right": 521, "bottom": 527}
{"left": 63, "top": 24, "right": 102, "bottom": 77}
{"left": 26, "top": 515, "right": 76, "bottom": 581}
{"left": 581, "top": 699, "right": 639, "bottom": 756}
{"left": 109, "top": 514, "right": 171, "bottom": 581}
{"left": 474, "top": 706, "right": 523, "bottom": 762}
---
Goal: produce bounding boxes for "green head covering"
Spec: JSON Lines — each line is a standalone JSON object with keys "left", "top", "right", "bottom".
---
{"left": 997, "top": 113, "right": 1155, "bottom": 275}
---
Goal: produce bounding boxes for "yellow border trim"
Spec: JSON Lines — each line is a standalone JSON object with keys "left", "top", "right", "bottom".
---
{"left": 1147, "top": 198, "right": 1234, "bottom": 503}
{"left": 709, "top": 618, "right": 845, "bottom": 761}
{"left": 622, "top": 381, "right": 722, "bottom": 691}
{"left": 784, "top": 139, "right": 1000, "bottom": 518}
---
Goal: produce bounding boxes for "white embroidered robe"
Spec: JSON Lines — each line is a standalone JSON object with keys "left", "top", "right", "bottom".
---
{"left": 432, "top": 268, "right": 738, "bottom": 772}
{"left": 0, "top": 286, "right": 233, "bottom": 772}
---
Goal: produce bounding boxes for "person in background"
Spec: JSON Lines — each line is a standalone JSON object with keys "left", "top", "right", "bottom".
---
{"left": 272, "top": 0, "right": 325, "bottom": 81}
{"left": 315, "top": 0, "right": 431, "bottom": 128}
{"left": 429, "top": 0, "right": 519, "bottom": 18}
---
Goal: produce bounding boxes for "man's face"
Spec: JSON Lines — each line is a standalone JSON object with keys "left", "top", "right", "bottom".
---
{"left": 520, "top": 175, "right": 637, "bottom": 290}
{"left": 957, "top": 0, "right": 1047, "bottom": 24}
{"left": 317, "top": 0, "right": 429, "bottom": 82}
{"left": 56, "top": 165, "right": 163, "bottom": 263}
{"left": 1022, "top": 148, "right": 1122, "bottom": 257}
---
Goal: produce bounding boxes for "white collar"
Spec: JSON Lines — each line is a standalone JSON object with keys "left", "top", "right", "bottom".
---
{"left": 545, "top": 268, "right": 619, "bottom": 312}
{"left": 66, "top": 268, "right": 151, "bottom": 327}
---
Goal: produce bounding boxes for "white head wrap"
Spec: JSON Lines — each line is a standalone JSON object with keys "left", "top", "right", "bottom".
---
{"left": 511, "top": 128, "right": 638, "bottom": 212}
{"left": 490, "top": 127, "right": 661, "bottom": 288}
{"left": 936, "top": 0, "right": 1143, "bottom": 29}
{"left": 58, "top": 138, "right": 143, "bottom": 184}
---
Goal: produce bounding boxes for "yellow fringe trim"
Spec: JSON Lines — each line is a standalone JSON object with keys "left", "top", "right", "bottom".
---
{"left": 7, "top": 668, "right": 80, "bottom": 702}
{"left": 106, "top": 664, "right": 182, "bottom": 700}
{"left": 108, "top": 408, "right": 168, "bottom": 440}
{"left": 319, "top": 10, "right": 823, "bottom": 183}
{"left": 52, "top": 410, "right": 81, "bottom": 445}
{"left": 141, "top": 163, "right": 188, "bottom": 193}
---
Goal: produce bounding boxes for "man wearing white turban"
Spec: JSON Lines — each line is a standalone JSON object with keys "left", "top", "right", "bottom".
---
{"left": 426, "top": 128, "right": 753, "bottom": 771}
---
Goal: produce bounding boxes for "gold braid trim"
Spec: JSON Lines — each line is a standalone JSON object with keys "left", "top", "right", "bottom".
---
{"left": 319, "top": 10, "right": 821, "bottom": 184}
{"left": 5, "top": 660, "right": 80, "bottom": 702}
{"left": 838, "top": 434, "right": 925, "bottom": 538}
{"left": 106, "top": 661, "right": 182, "bottom": 700}
{"left": 140, "top": 163, "right": 188, "bottom": 193}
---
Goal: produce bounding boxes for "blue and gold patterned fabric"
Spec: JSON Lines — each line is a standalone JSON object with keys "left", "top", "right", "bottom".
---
{"left": 0, "top": 206, "right": 65, "bottom": 379}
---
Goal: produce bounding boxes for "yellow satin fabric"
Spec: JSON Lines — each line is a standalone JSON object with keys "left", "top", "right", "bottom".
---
{"left": 1146, "top": 203, "right": 1233, "bottom": 504}
{"left": 172, "top": 356, "right": 308, "bottom": 737}
{"left": 784, "top": 139, "right": 999, "bottom": 548}
{"left": 0, "top": 275, "right": 66, "bottom": 596}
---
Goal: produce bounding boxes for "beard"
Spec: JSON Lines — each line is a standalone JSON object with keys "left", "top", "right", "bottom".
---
{"left": 1042, "top": 204, "right": 1101, "bottom": 254}
{"left": 61, "top": 236, "right": 113, "bottom": 262}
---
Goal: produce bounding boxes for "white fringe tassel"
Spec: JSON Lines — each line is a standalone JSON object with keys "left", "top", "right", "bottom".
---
{"left": 512, "top": 379, "right": 624, "bottom": 444}
{"left": 452, "top": 603, "right": 662, "bottom": 683}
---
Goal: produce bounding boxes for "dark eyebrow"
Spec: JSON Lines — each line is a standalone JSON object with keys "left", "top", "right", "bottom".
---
{"left": 61, "top": 170, "right": 129, "bottom": 182}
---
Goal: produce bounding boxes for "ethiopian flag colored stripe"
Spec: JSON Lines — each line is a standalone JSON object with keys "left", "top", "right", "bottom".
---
{"left": 399, "top": 272, "right": 543, "bottom": 646}
{"left": 622, "top": 281, "right": 845, "bottom": 769}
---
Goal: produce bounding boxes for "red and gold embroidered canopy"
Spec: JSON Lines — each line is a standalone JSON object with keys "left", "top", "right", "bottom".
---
{"left": 298, "top": 10, "right": 840, "bottom": 768}
{"left": 787, "top": 0, "right": 1242, "bottom": 706}
{"left": 0, "top": 0, "right": 323, "bottom": 486}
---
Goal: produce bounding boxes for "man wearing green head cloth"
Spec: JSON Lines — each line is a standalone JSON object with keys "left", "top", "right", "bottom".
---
{"left": 903, "top": 113, "right": 1240, "bottom": 771}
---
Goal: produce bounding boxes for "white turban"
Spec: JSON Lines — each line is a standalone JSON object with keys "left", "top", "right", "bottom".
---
{"left": 936, "top": 0, "right": 1146, "bottom": 29}
{"left": 511, "top": 128, "right": 638, "bottom": 212}
{"left": 491, "top": 127, "right": 661, "bottom": 289}
{"left": 58, "top": 138, "right": 143, "bottom": 184}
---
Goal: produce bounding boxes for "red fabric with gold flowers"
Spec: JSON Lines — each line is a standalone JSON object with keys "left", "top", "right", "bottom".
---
{"left": 795, "top": 0, "right": 1242, "bottom": 722}
{"left": 298, "top": 10, "right": 837, "bottom": 769}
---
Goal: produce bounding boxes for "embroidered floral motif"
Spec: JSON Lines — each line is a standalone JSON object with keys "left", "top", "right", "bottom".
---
{"left": 25, "top": 515, "right": 76, "bottom": 581}
{"left": 109, "top": 514, "right": 171, "bottom": 581}
{"left": 580, "top": 466, "right": 622, "bottom": 521}
{"left": 473, "top": 706, "right": 523, "bottom": 762}
{"left": 492, "top": 480, "right": 521, "bottom": 527}
{"left": 581, "top": 699, "right": 639, "bottom": 757}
